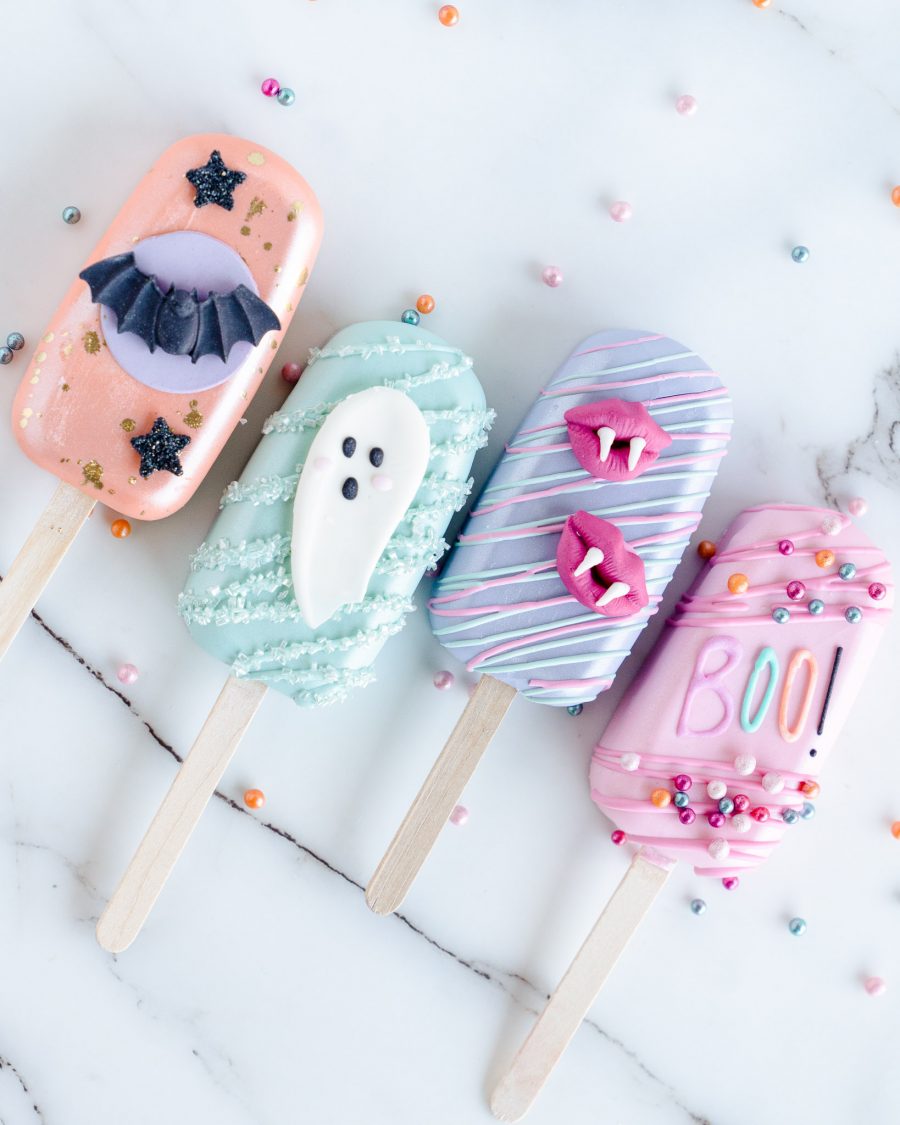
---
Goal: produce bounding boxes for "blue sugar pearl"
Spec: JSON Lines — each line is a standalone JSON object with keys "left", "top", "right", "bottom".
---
{"left": 718, "top": 797, "right": 735, "bottom": 815}
{"left": 800, "top": 801, "right": 816, "bottom": 820}
{"left": 6, "top": 332, "right": 24, "bottom": 351}
{"left": 566, "top": 703, "right": 583, "bottom": 717}
{"left": 277, "top": 87, "right": 296, "bottom": 107}
{"left": 838, "top": 563, "right": 856, "bottom": 581}
{"left": 674, "top": 791, "right": 690, "bottom": 808}
{"left": 0, "top": 346, "right": 12, "bottom": 365}
{"left": 772, "top": 607, "right": 790, "bottom": 624}
{"left": 791, "top": 245, "right": 810, "bottom": 263}
{"left": 782, "top": 808, "right": 800, "bottom": 825}
{"left": 62, "top": 205, "right": 81, "bottom": 224}
{"left": 690, "top": 899, "right": 707, "bottom": 916}
{"left": 788, "top": 917, "right": 807, "bottom": 936}
{"left": 808, "top": 599, "right": 825, "bottom": 616}
{"left": 845, "top": 606, "right": 862, "bottom": 624}
{"left": 401, "top": 309, "right": 421, "bottom": 326}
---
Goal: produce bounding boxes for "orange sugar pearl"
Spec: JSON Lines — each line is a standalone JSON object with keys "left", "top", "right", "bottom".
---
{"left": 892, "top": 187, "right": 900, "bottom": 207}
{"left": 728, "top": 573, "right": 750, "bottom": 595}
{"left": 752, "top": 0, "right": 771, "bottom": 7}
{"left": 891, "top": 821, "right": 900, "bottom": 839}
{"left": 243, "top": 788, "right": 266, "bottom": 810}
{"left": 416, "top": 294, "right": 436, "bottom": 315}
{"left": 697, "top": 540, "right": 717, "bottom": 560}
{"left": 799, "top": 780, "right": 821, "bottom": 799}
{"left": 438, "top": 4, "right": 459, "bottom": 25}
{"left": 815, "top": 549, "right": 836, "bottom": 569}
{"left": 650, "top": 788, "right": 672, "bottom": 809}
{"left": 110, "top": 518, "right": 132, "bottom": 539}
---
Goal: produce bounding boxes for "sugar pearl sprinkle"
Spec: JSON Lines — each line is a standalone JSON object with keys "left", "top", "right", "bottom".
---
{"left": 733, "top": 794, "right": 750, "bottom": 813}
{"left": 800, "top": 802, "right": 816, "bottom": 820}
{"left": 244, "top": 788, "right": 265, "bottom": 810}
{"left": 707, "top": 779, "right": 727, "bottom": 800}
{"left": 772, "top": 607, "right": 790, "bottom": 624}
{"left": 708, "top": 838, "right": 730, "bottom": 861}
{"left": 782, "top": 808, "right": 800, "bottom": 824}
{"left": 708, "top": 811, "right": 726, "bottom": 828}
{"left": 0, "top": 347, "right": 12, "bottom": 365}
{"left": 788, "top": 917, "right": 807, "bottom": 936}
{"left": 690, "top": 898, "right": 707, "bottom": 915}
{"left": 611, "top": 829, "right": 627, "bottom": 845}
{"left": 650, "top": 788, "right": 671, "bottom": 808}
{"left": 620, "top": 752, "right": 641, "bottom": 772}
{"left": 281, "top": 362, "right": 303, "bottom": 385}
{"left": 732, "top": 813, "right": 752, "bottom": 833}
{"left": 542, "top": 265, "right": 563, "bottom": 287}
{"left": 674, "top": 791, "right": 690, "bottom": 809}
{"left": 116, "top": 663, "right": 139, "bottom": 685}
{"left": 845, "top": 606, "right": 862, "bottom": 624}
{"left": 675, "top": 94, "right": 698, "bottom": 116}
{"left": 786, "top": 580, "right": 805, "bottom": 600}
{"left": 609, "top": 201, "right": 633, "bottom": 223}
{"left": 821, "top": 514, "right": 842, "bottom": 535}
{"left": 718, "top": 796, "right": 735, "bottom": 815}
{"left": 808, "top": 599, "right": 825, "bottom": 616}
{"left": 891, "top": 822, "right": 900, "bottom": 840}
{"left": 868, "top": 582, "right": 886, "bottom": 601}
{"left": 567, "top": 703, "right": 583, "bottom": 716}
{"left": 697, "top": 539, "right": 717, "bottom": 559}
{"left": 762, "top": 771, "right": 785, "bottom": 794}
{"left": 673, "top": 774, "right": 693, "bottom": 792}
{"left": 778, "top": 538, "right": 795, "bottom": 556}
{"left": 678, "top": 807, "right": 696, "bottom": 825}
{"left": 6, "top": 332, "right": 24, "bottom": 351}
{"left": 722, "top": 876, "right": 739, "bottom": 891}
{"left": 62, "top": 206, "right": 81, "bottom": 224}
{"left": 449, "top": 804, "right": 469, "bottom": 826}
{"left": 734, "top": 753, "right": 756, "bottom": 776}
{"left": 433, "top": 670, "right": 455, "bottom": 691}
{"left": 848, "top": 497, "right": 868, "bottom": 517}
{"left": 838, "top": 562, "right": 857, "bottom": 581}
{"left": 438, "top": 5, "right": 460, "bottom": 26}
{"left": 865, "top": 977, "right": 887, "bottom": 997}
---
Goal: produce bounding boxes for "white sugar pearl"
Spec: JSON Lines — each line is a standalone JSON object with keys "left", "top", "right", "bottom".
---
{"left": 762, "top": 771, "right": 785, "bottom": 794}
{"left": 732, "top": 814, "right": 752, "bottom": 833}
{"left": 708, "top": 838, "right": 730, "bottom": 860}
{"left": 707, "top": 779, "right": 727, "bottom": 800}
{"left": 734, "top": 754, "right": 757, "bottom": 777}
{"left": 620, "top": 752, "right": 641, "bottom": 772}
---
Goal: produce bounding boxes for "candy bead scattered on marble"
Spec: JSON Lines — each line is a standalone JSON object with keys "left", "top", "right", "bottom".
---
{"left": 864, "top": 977, "right": 887, "bottom": 997}
{"left": 891, "top": 821, "right": 900, "bottom": 840}
{"left": 62, "top": 205, "right": 81, "bottom": 224}
{"left": 244, "top": 788, "right": 266, "bottom": 810}
{"left": 416, "top": 294, "right": 435, "bottom": 314}
{"left": 697, "top": 539, "right": 716, "bottom": 559}
{"left": 848, "top": 496, "right": 868, "bottom": 517}
{"left": 566, "top": 703, "right": 583, "bottom": 716}
{"left": 892, "top": 187, "right": 900, "bottom": 207}
{"left": 0, "top": 347, "right": 13, "bottom": 365}
{"left": 611, "top": 829, "right": 627, "bottom": 845}
{"left": 727, "top": 573, "right": 749, "bottom": 595}
{"left": 401, "top": 309, "right": 420, "bottom": 326}
{"left": 449, "top": 804, "right": 469, "bottom": 826}
{"left": 791, "top": 245, "right": 810, "bottom": 264}
{"left": 541, "top": 265, "right": 563, "bottom": 288}
{"left": 277, "top": 88, "right": 296, "bottom": 107}
{"left": 438, "top": 4, "right": 459, "bottom": 25}
{"left": 800, "top": 802, "right": 816, "bottom": 820}
{"left": 116, "top": 663, "right": 139, "bottom": 685}
{"left": 722, "top": 876, "right": 739, "bottom": 891}
{"left": 6, "top": 332, "right": 24, "bottom": 351}
{"left": 782, "top": 808, "right": 800, "bottom": 824}
{"left": 690, "top": 898, "right": 707, "bottom": 915}
{"left": 261, "top": 78, "right": 281, "bottom": 97}
{"left": 281, "top": 362, "right": 303, "bottom": 385}
{"left": 675, "top": 94, "right": 698, "bottom": 116}
{"left": 433, "top": 670, "right": 455, "bottom": 691}
{"left": 609, "top": 201, "right": 633, "bottom": 222}
{"left": 788, "top": 917, "right": 807, "bottom": 936}
{"left": 110, "top": 518, "right": 131, "bottom": 539}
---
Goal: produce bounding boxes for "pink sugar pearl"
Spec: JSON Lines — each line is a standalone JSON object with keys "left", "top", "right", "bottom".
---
{"left": 281, "top": 362, "right": 303, "bottom": 385}
{"left": 611, "top": 829, "right": 627, "bottom": 845}
{"left": 541, "top": 265, "right": 563, "bottom": 288}
{"left": 261, "top": 78, "right": 281, "bottom": 97}
{"left": 722, "top": 876, "right": 740, "bottom": 891}
{"left": 449, "top": 805, "right": 469, "bottom": 826}
{"left": 675, "top": 94, "right": 698, "bottom": 116}
{"left": 848, "top": 497, "right": 868, "bottom": 517}
{"left": 864, "top": 976, "right": 887, "bottom": 997}
{"left": 609, "top": 201, "right": 633, "bottom": 223}
{"left": 433, "top": 670, "right": 455, "bottom": 691}
{"left": 117, "top": 663, "right": 139, "bottom": 686}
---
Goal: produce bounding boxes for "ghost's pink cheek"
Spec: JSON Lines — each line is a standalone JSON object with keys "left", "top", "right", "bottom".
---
{"left": 372, "top": 473, "right": 393, "bottom": 492}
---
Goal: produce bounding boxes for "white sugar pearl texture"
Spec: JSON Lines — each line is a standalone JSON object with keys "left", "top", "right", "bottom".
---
{"left": 762, "top": 771, "right": 785, "bottom": 794}
{"left": 620, "top": 752, "right": 641, "bottom": 772}
{"left": 734, "top": 754, "right": 757, "bottom": 776}
{"left": 732, "top": 814, "right": 752, "bottom": 833}
{"left": 708, "top": 838, "right": 730, "bottom": 860}
{"left": 707, "top": 780, "right": 727, "bottom": 800}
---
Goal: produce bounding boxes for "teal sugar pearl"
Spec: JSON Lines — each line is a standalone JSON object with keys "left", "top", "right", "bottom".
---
{"left": 674, "top": 791, "right": 690, "bottom": 808}
{"left": 772, "top": 607, "right": 790, "bottom": 624}
{"left": 6, "top": 332, "right": 24, "bottom": 351}
{"left": 690, "top": 899, "right": 707, "bottom": 916}
{"left": 789, "top": 917, "right": 807, "bottom": 936}
{"left": 62, "top": 205, "right": 81, "bottom": 224}
{"left": 839, "top": 563, "right": 857, "bottom": 581}
{"left": 800, "top": 801, "right": 816, "bottom": 820}
{"left": 808, "top": 599, "right": 825, "bottom": 615}
{"left": 401, "top": 309, "right": 421, "bottom": 326}
{"left": 0, "top": 346, "right": 12, "bottom": 365}
{"left": 718, "top": 796, "right": 735, "bottom": 815}
{"left": 845, "top": 606, "right": 862, "bottom": 624}
{"left": 277, "top": 87, "right": 296, "bottom": 107}
{"left": 792, "top": 245, "right": 810, "bottom": 263}
{"left": 782, "top": 808, "right": 800, "bottom": 824}
{"left": 566, "top": 703, "right": 583, "bottom": 716}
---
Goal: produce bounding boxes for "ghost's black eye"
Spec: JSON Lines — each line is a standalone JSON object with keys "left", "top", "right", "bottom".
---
{"left": 341, "top": 477, "right": 358, "bottom": 500}
{"left": 369, "top": 447, "right": 384, "bottom": 467}
{"left": 342, "top": 437, "right": 356, "bottom": 458}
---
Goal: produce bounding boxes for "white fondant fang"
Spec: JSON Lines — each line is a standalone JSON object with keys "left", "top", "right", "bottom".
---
{"left": 597, "top": 426, "right": 615, "bottom": 462}
{"left": 627, "top": 435, "right": 647, "bottom": 472}
{"left": 574, "top": 546, "right": 605, "bottom": 577}
{"left": 595, "top": 580, "right": 630, "bottom": 608}
{"left": 291, "top": 387, "right": 430, "bottom": 628}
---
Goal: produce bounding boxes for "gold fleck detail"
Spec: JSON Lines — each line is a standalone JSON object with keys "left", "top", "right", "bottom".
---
{"left": 240, "top": 225, "right": 251, "bottom": 236}
{"left": 297, "top": 266, "right": 309, "bottom": 287}
{"left": 82, "top": 460, "right": 104, "bottom": 489}
{"left": 274, "top": 265, "right": 282, "bottom": 273}
{"left": 61, "top": 342, "right": 73, "bottom": 357}
{"left": 247, "top": 151, "right": 265, "bottom": 166}
{"left": 271, "top": 340, "right": 278, "bottom": 350}
{"left": 107, "top": 489, "right": 116, "bottom": 495}
{"left": 287, "top": 200, "right": 303, "bottom": 222}
{"left": 245, "top": 196, "right": 267, "bottom": 220}
{"left": 36, "top": 351, "right": 47, "bottom": 364}
{"left": 43, "top": 332, "right": 55, "bottom": 343}
{"left": 132, "top": 235, "right": 140, "bottom": 243}
{"left": 121, "top": 418, "right": 136, "bottom": 432}
{"left": 30, "top": 376, "right": 39, "bottom": 385}
{"left": 185, "top": 400, "right": 204, "bottom": 429}
{"left": 83, "top": 331, "right": 101, "bottom": 354}
{"left": 128, "top": 476, "right": 137, "bottom": 485}
{"left": 61, "top": 383, "right": 70, "bottom": 392}
{"left": 22, "top": 408, "right": 33, "bottom": 418}
{"left": 263, "top": 241, "right": 272, "bottom": 251}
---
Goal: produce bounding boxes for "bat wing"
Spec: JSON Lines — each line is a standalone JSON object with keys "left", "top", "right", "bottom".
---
{"left": 80, "top": 253, "right": 166, "bottom": 352}
{"left": 190, "top": 285, "right": 281, "bottom": 363}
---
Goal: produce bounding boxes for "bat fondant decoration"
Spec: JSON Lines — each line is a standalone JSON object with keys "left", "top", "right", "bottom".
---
{"left": 291, "top": 386, "right": 431, "bottom": 629}
{"left": 79, "top": 252, "right": 281, "bottom": 364}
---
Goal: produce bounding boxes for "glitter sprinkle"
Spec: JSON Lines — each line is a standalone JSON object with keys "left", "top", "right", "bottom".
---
{"left": 83, "top": 331, "right": 101, "bottom": 354}
{"left": 263, "top": 241, "right": 273, "bottom": 251}
{"left": 185, "top": 150, "right": 247, "bottom": 211}
{"left": 240, "top": 225, "right": 251, "bottom": 236}
{"left": 184, "top": 400, "right": 204, "bottom": 429}
{"left": 120, "top": 418, "right": 136, "bottom": 432}
{"left": 82, "top": 460, "right": 104, "bottom": 489}
{"left": 245, "top": 197, "right": 267, "bottom": 220}
{"left": 130, "top": 417, "right": 191, "bottom": 477}
{"left": 247, "top": 152, "right": 265, "bottom": 166}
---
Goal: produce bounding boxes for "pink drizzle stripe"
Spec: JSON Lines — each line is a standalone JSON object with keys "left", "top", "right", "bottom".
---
{"left": 574, "top": 334, "right": 664, "bottom": 356}
{"left": 541, "top": 373, "right": 723, "bottom": 399}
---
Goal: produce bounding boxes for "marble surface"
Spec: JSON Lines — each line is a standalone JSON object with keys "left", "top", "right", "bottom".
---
{"left": 1, "top": 2, "right": 899, "bottom": 1122}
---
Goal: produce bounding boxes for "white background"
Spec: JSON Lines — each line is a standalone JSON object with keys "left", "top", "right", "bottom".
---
{"left": 1, "top": 2, "right": 899, "bottom": 1123}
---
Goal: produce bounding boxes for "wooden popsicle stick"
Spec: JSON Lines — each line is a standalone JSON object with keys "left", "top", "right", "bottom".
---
{"left": 490, "top": 849, "right": 672, "bottom": 1122}
{"left": 96, "top": 675, "right": 268, "bottom": 953}
{"left": 366, "top": 673, "right": 517, "bottom": 915}
{"left": 0, "top": 481, "right": 96, "bottom": 661}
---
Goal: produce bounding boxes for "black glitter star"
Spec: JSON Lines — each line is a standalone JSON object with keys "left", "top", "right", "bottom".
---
{"left": 131, "top": 417, "right": 191, "bottom": 478}
{"left": 185, "top": 150, "right": 246, "bottom": 211}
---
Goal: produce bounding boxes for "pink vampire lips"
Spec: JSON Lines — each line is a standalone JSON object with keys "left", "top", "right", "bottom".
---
{"left": 556, "top": 511, "right": 649, "bottom": 617}
{"left": 564, "top": 398, "right": 672, "bottom": 483}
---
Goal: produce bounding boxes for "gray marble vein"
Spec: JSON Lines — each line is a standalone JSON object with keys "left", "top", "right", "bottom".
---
{"left": 0, "top": 1055, "right": 43, "bottom": 1124}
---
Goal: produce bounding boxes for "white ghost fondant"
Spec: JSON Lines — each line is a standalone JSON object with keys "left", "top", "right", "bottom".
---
{"left": 291, "top": 386, "right": 431, "bottom": 628}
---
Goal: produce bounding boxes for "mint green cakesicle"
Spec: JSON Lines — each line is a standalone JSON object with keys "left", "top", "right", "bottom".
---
{"left": 178, "top": 321, "right": 494, "bottom": 706}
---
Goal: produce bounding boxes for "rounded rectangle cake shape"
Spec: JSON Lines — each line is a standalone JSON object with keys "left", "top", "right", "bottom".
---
{"left": 13, "top": 134, "right": 323, "bottom": 520}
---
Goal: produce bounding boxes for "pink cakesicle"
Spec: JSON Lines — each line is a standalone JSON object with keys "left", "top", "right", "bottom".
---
{"left": 491, "top": 503, "right": 893, "bottom": 1121}
{"left": 0, "top": 133, "right": 322, "bottom": 663}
